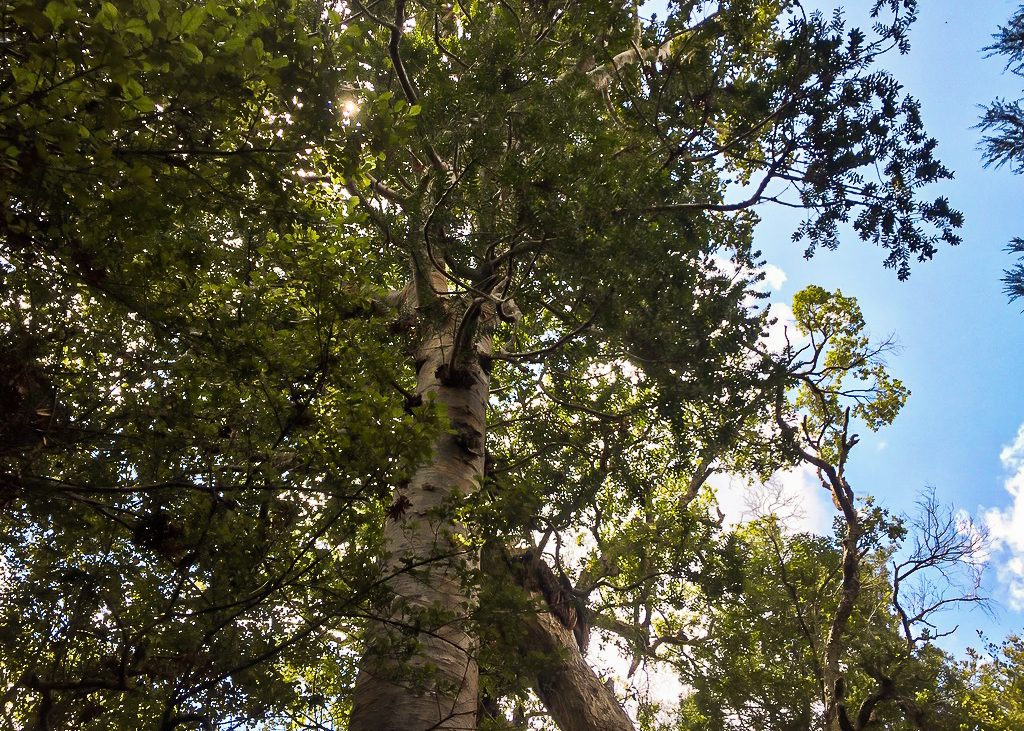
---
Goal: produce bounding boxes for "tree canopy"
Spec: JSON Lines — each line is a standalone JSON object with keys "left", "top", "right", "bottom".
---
{"left": 0, "top": 0, "right": 1013, "bottom": 730}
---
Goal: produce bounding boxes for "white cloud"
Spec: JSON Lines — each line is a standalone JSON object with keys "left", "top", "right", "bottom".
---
{"left": 708, "top": 254, "right": 787, "bottom": 293}
{"left": 1005, "top": 557, "right": 1024, "bottom": 610}
{"left": 983, "top": 423, "right": 1024, "bottom": 608}
{"left": 762, "top": 264, "right": 787, "bottom": 291}
{"left": 761, "top": 301, "right": 797, "bottom": 355}
{"left": 956, "top": 508, "right": 992, "bottom": 567}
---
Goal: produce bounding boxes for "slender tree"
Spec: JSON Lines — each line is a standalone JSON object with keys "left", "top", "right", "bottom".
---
{"left": 672, "top": 288, "right": 990, "bottom": 731}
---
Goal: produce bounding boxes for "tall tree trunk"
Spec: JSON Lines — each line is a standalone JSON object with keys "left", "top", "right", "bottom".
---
{"left": 507, "top": 552, "right": 636, "bottom": 731}
{"left": 349, "top": 287, "right": 491, "bottom": 731}
{"left": 823, "top": 517, "right": 861, "bottom": 731}
{"left": 521, "top": 595, "right": 636, "bottom": 731}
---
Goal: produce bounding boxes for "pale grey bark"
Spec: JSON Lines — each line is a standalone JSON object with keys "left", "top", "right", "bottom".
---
{"left": 349, "top": 283, "right": 492, "bottom": 731}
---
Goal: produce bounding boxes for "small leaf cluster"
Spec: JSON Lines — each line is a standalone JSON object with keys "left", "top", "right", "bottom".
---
{"left": 978, "top": 6, "right": 1024, "bottom": 302}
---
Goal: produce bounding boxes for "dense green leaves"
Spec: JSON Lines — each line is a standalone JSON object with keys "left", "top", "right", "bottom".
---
{"left": 788, "top": 285, "right": 908, "bottom": 445}
{"left": 677, "top": 519, "right": 985, "bottom": 731}
{"left": 0, "top": 0, "right": 443, "bottom": 727}
{"left": 0, "top": 219, "right": 442, "bottom": 727}
{"left": 964, "top": 635, "right": 1024, "bottom": 730}
{"left": 0, "top": 0, "right": 996, "bottom": 729}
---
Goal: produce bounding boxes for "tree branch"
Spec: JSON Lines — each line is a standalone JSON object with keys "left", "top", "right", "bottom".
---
{"left": 389, "top": 0, "right": 448, "bottom": 175}
{"left": 558, "top": 12, "right": 722, "bottom": 91}
{"left": 493, "top": 294, "right": 610, "bottom": 362}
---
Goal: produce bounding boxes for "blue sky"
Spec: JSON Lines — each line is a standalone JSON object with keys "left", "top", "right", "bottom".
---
{"left": 747, "top": 0, "right": 1024, "bottom": 651}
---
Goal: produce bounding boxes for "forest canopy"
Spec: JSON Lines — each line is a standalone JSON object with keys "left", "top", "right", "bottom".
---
{"left": 1, "top": 0, "right": 1016, "bottom": 730}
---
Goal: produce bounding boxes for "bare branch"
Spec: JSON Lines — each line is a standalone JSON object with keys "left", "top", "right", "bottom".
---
{"left": 891, "top": 489, "right": 990, "bottom": 646}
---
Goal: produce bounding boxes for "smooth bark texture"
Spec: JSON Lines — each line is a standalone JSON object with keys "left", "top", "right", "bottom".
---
{"left": 350, "top": 289, "right": 492, "bottom": 731}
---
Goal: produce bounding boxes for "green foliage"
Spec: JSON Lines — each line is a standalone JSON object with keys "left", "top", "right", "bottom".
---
{"left": 979, "top": 7, "right": 1024, "bottom": 171}
{"left": 964, "top": 635, "right": 1024, "bottom": 730}
{"left": 0, "top": 220, "right": 441, "bottom": 727}
{"left": 679, "top": 521, "right": 843, "bottom": 731}
{"left": 784, "top": 284, "right": 909, "bottom": 461}
{"left": 0, "top": 0, "right": 442, "bottom": 727}
{"left": 786, "top": 7, "right": 963, "bottom": 280}
{"left": 979, "top": 6, "right": 1024, "bottom": 302}
{"left": 1, "top": 0, "right": 346, "bottom": 294}
{"left": 0, "top": 0, "right": 978, "bottom": 728}
{"left": 676, "top": 519, "right": 986, "bottom": 731}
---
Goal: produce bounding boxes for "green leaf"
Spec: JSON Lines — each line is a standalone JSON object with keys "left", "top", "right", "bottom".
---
{"left": 123, "top": 76, "right": 144, "bottom": 100}
{"left": 139, "top": 0, "right": 160, "bottom": 21}
{"left": 95, "top": 1, "right": 118, "bottom": 29}
{"left": 124, "top": 18, "right": 153, "bottom": 41}
{"left": 180, "top": 6, "right": 207, "bottom": 35}
{"left": 44, "top": 0, "right": 71, "bottom": 29}
{"left": 181, "top": 42, "right": 204, "bottom": 64}
{"left": 132, "top": 95, "right": 156, "bottom": 113}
